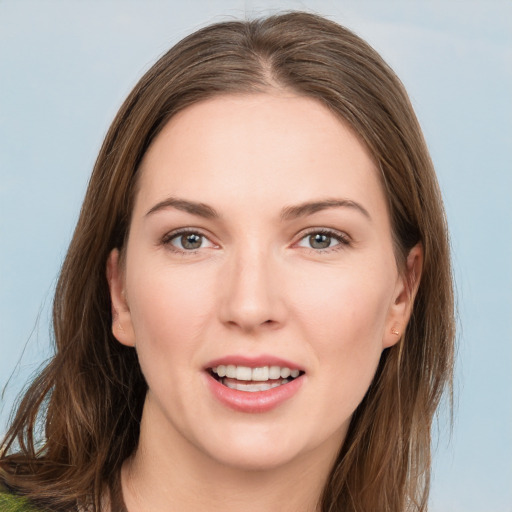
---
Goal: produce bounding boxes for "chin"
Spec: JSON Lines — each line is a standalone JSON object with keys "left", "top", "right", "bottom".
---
{"left": 203, "top": 442, "right": 304, "bottom": 473}
{"left": 191, "top": 420, "right": 345, "bottom": 474}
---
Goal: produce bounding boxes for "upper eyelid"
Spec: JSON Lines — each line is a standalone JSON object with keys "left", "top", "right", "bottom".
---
{"left": 295, "top": 227, "right": 351, "bottom": 241}
{"left": 162, "top": 227, "right": 214, "bottom": 241}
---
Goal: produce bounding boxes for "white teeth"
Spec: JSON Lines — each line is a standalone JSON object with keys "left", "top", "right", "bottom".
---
{"left": 211, "top": 365, "right": 301, "bottom": 382}
{"left": 269, "top": 366, "right": 281, "bottom": 379}
{"left": 235, "top": 366, "right": 253, "bottom": 381}
{"left": 252, "top": 366, "right": 269, "bottom": 381}
{"left": 224, "top": 380, "right": 288, "bottom": 392}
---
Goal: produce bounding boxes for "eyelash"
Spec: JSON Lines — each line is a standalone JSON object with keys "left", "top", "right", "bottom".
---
{"left": 161, "top": 228, "right": 214, "bottom": 254}
{"left": 160, "top": 228, "right": 351, "bottom": 255}
{"left": 296, "top": 228, "right": 351, "bottom": 253}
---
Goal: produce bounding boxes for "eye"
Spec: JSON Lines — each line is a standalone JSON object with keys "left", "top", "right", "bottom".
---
{"left": 296, "top": 230, "right": 349, "bottom": 251}
{"left": 175, "top": 233, "right": 204, "bottom": 250}
{"left": 163, "top": 230, "right": 216, "bottom": 252}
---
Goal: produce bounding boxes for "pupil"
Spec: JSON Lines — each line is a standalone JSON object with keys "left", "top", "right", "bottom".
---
{"left": 182, "top": 233, "right": 202, "bottom": 249}
{"left": 310, "top": 233, "right": 330, "bottom": 249}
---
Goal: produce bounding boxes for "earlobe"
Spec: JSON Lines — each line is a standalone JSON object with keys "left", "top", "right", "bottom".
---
{"left": 106, "top": 249, "right": 136, "bottom": 347}
{"left": 382, "top": 243, "right": 423, "bottom": 349}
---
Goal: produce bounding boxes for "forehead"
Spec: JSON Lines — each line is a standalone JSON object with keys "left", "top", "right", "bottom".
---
{"left": 135, "top": 93, "right": 387, "bottom": 222}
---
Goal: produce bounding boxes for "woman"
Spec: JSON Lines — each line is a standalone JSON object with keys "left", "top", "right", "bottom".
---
{"left": 0, "top": 11, "right": 454, "bottom": 512}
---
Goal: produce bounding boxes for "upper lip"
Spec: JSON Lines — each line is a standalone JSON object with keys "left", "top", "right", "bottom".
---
{"left": 204, "top": 354, "right": 304, "bottom": 371}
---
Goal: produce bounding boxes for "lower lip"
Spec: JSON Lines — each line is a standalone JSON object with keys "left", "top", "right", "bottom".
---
{"left": 205, "top": 373, "right": 304, "bottom": 413}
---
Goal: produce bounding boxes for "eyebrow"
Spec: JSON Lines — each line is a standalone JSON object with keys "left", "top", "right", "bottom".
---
{"left": 280, "top": 198, "right": 371, "bottom": 221}
{"left": 146, "top": 197, "right": 219, "bottom": 219}
{"left": 145, "top": 196, "right": 371, "bottom": 221}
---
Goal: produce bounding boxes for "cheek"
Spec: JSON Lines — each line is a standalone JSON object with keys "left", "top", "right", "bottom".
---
{"left": 289, "top": 264, "right": 393, "bottom": 390}
{"left": 125, "top": 261, "right": 216, "bottom": 369}
{"left": 291, "top": 262, "right": 392, "bottom": 340}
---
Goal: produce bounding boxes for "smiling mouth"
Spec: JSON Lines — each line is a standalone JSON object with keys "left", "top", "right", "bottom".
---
{"left": 208, "top": 365, "right": 304, "bottom": 392}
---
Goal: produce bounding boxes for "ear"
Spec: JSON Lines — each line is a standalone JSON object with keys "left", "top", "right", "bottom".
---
{"left": 106, "top": 249, "right": 136, "bottom": 347}
{"left": 382, "top": 243, "right": 423, "bottom": 349}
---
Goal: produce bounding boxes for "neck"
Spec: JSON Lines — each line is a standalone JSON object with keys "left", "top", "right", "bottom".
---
{"left": 120, "top": 397, "right": 342, "bottom": 512}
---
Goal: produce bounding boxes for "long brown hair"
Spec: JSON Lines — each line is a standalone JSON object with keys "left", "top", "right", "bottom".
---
{"left": 0, "top": 12, "right": 455, "bottom": 511}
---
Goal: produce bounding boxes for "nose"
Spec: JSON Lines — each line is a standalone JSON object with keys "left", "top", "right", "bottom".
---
{"left": 218, "top": 244, "right": 286, "bottom": 333}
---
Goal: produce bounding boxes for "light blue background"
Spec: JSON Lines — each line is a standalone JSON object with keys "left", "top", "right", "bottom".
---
{"left": 1, "top": 1, "right": 511, "bottom": 510}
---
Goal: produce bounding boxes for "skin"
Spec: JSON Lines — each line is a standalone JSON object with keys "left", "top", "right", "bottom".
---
{"left": 107, "top": 93, "right": 422, "bottom": 512}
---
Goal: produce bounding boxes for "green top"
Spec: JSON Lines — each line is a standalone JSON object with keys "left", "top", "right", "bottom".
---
{"left": 0, "top": 491, "right": 38, "bottom": 512}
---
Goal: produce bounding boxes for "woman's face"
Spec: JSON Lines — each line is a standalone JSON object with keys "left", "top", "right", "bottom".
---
{"left": 108, "top": 93, "right": 417, "bottom": 471}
